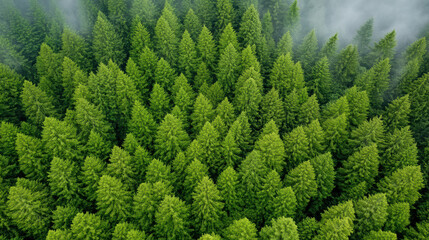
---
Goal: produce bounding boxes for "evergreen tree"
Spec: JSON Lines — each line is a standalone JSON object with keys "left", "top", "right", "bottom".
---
{"left": 221, "top": 131, "right": 242, "bottom": 168}
{"left": 42, "top": 117, "right": 80, "bottom": 161}
{"left": 106, "top": 146, "right": 137, "bottom": 190}
{"left": 155, "top": 195, "right": 191, "bottom": 239}
{"left": 217, "top": 43, "right": 240, "bottom": 96}
{"left": 128, "top": 100, "right": 157, "bottom": 149}
{"left": 216, "top": 97, "right": 236, "bottom": 127}
{"left": 51, "top": 204, "right": 78, "bottom": 230}
{"left": 354, "top": 193, "right": 388, "bottom": 238}
{"left": 46, "top": 229, "right": 70, "bottom": 240}
{"left": 112, "top": 222, "right": 138, "bottom": 240}
{"left": 239, "top": 5, "right": 262, "bottom": 56}
{"left": 154, "top": 58, "right": 176, "bottom": 92}
{"left": 149, "top": 83, "right": 170, "bottom": 122}
{"left": 75, "top": 98, "right": 112, "bottom": 142}
{"left": 304, "top": 119, "right": 326, "bottom": 158}
{"left": 382, "top": 126, "right": 418, "bottom": 176}
{"left": 126, "top": 58, "right": 148, "bottom": 102}
{"left": 297, "top": 29, "right": 318, "bottom": 74}
{"left": 70, "top": 212, "right": 109, "bottom": 240}
{"left": 219, "top": 23, "right": 240, "bottom": 55}
{"left": 240, "top": 45, "right": 261, "bottom": 74}
{"left": 283, "top": 126, "right": 309, "bottom": 171}
{"left": 160, "top": 2, "right": 182, "bottom": 39}
{"left": 385, "top": 202, "right": 410, "bottom": 233}
{"left": 334, "top": 44, "right": 360, "bottom": 92}
{"left": 179, "top": 30, "right": 198, "bottom": 79}
{"left": 234, "top": 78, "right": 262, "bottom": 129}
{"left": 353, "top": 18, "right": 374, "bottom": 57}
{"left": 257, "top": 170, "right": 282, "bottom": 222}
{"left": 310, "top": 152, "right": 335, "bottom": 203}
{"left": 320, "top": 200, "right": 355, "bottom": 228}
{"left": 297, "top": 217, "right": 319, "bottom": 240}
{"left": 96, "top": 175, "right": 131, "bottom": 224}
{"left": 319, "top": 33, "right": 339, "bottom": 62}
{"left": 255, "top": 132, "right": 285, "bottom": 174}
{"left": 286, "top": 0, "right": 301, "bottom": 37}
{"left": 92, "top": 11, "right": 125, "bottom": 66}
{"left": 217, "top": 166, "right": 240, "bottom": 219}
{"left": 192, "top": 93, "right": 215, "bottom": 134}
{"left": 49, "top": 157, "right": 80, "bottom": 205}
{"left": 196, "top": 122, "right": 222, "bottom": 176}
{"left": 224, "top": 218, "right": 258, "bottom": 240}
{"left": 408, "top": 73, "right": 429, "bottom": 144}
{"left": 228, "top": 112, "right": 253, "bottom": 155}
{"left": 345, "top": 86, "right": 370, "bottom": 128}
{"left": 270, "top": 187, "right": 297, "bottom": 221}
{"left": 184, "top": 8, "right": 202, "bottom": 41}
{"left": 62, "top": 57, "right": 86, "bottom": 110}
{"left": 216, "top": 0, "right": 234, "bottom": 35}
{"left": 133, "top": 181, "right": 172, "bottom": 231}
{"left": 129, "top": 17, "right": 151, "bottom": 61}
{"left": 195, "top": 0, "right": 216, "bottom": 30}
{"left": 138, "top": 46, "right": 158, "bottom": 92}
{"left": 130, "top": 0, "right": 158, "bottom": 30}
{"left": 260, "top": 88, "right": 285, "bottom": 129}
{"left": 236, "top": 66, "right": 264, "bottom": 94}
{"left": 61, "top": 28, "right": 91, "bottom": 73}
{"left": 315, "top": 217, "right": 353, "bottom": 240}
{"left": 199, "top": 233, "right": 222, "bottom": 240}
{"left": 308, "top": 57, "right": 332, "bottom": 104}
{"left": 197, "top": 26, "right": 217, "bottom": 73}
{"left": 322, "top": 114, "right": 349, "bottom": 158}
{"left": 378, "top": 165, "right": 424, "bottom": 205}
{"left": 367, "top": 30, "right": 396, "bottom": 67}
{"left": 363, "top": 230, "right": 397, "bottom": 240}
{"left": 154, "top": 16, "right": 178, "bottom": 66}
{"left": 276, "top": 31, "right": 293, "bottom": 58}
{"left": 385, "top": 95, "right": 411, "bottom": 132}
{"left": 322, "top": 95, "right": 350, "bottom": 121}
{"left": 0, "top": 64, "right": 24, "bottom": 124}
{"left": 285, "top": 161, "right": 317, "bottom": 211}
{"left": 21, "top": 80, "right": 57, "bottom": 125}
{"left": 85, "top": 129, "right": 112, "bottom": 160}
{"left": 183, "top": 159, "right": 209, "bottom": 202}
{"left": 80, "top": 156, "right": 106, "bottom": 202}
{"left": 355, "top": 58, "right": 391, "bottom": 109}
{"left": 192, "top": 176, "right": 225, "bottom": 234}
{"left": 298, "top": 94, "right": 320, "bottom": 126}
{"left": 260, "top": 217, "right": 299, "bottom": 240}
{"left": 348, "top": 116, "right": 384, "bottom": 151}
{"left": 269, "top": 53, "right": 305, "bottom": 97}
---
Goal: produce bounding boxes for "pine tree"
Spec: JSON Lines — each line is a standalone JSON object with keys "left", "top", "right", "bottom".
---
{"left": 382, "top": 126, "right": 418, "bottom": 176}
{"left": 297, "top": 29, "right": 318, "bottom": 74}
{"left": 276, "top": 31, "right": 293, "bottom": 58}
{"left": 286, "top": 0, "right": 300, "bottom": 37}
{"left": 356, "top": 58, "right": 391, "bottom": 109}
{"left": 219, "top": 23, "right": 240, "bottom": 55}
{"left": 70, "top": 212, "right": 109, "bottom": 240}
{"left": 260, "top": 120, "right": 280, "bottom": 139}
{"left": 196, "top": 122, "right": 222, "bottom": 176}
{"left": 61, "top": 27, "right": 92, "bottom": 72}
{"left": 385, "top": 95, "right": 411, "bottom": 132}
{"left": 183, "top": 159, "right": 209, "bottom": 202}
{"left": 240, "top": 45, "right": 261, "bottom": 74}
{"left": 216, "top": 97, "right": 236, "bottom": 127}
{"left": 179, "top": 30, "right": 198, "bottom": 79}
{"left": 217, "top": 43, "right": 240, "bottom": 96}
{"left": 138, "top": 46, "right": 158, "bottom": 91}
{"left": 408, "top": 73, "right": 429, "bottom": 144}
{"left": 195, "top": 0, "right": 216, "bottom": 30}
{"left": 80, "top": 156, "right": 106, "bottom": 202}
{"left": 133, "top": 181, "right": 172, "bottom": 231}
{"left": 112, "top": 222, "right": 138, "bottom": 240}
{"left": 260, "top": 88, "right": 285, "bottom": 128}
{"left": 184, "top": 8, "right": 202, "bottom": 41}
{"left": 92, "top": 11, "right": 125, "bottom": 66}
{"left": 46, "top": 229, "right": 70, "bottom": 240}
{"left": 354, "top": 193, "right": 388, "bottom": 238}
{"left": 96, "top": 175, "right": 131, "bottom": 224}
{"left": 197, "top": 26, "right": 217, "bottom": 73}
{"left": 283, "top": 126, "right": 309, "bottom": 171}
{"left": 285, "top": 161, "right": 317, "bottom": 211}
{"left": 155, "top": 195, "right": 191, "bottom": 239}
{"left": 320, "top": 200, "right": 355, "bottom": 228}
{"left": 303, "top": 120, "right": 325, "bottom": 157}
{"left": 146, "top": 159, "right": 172, "bottom": 186}
{"left": 378, "top": 165, "right": 424, "bottom": 205}
{"left": 298, "top": 94, "right": 320, "bottom": 126}
{"left": 385, "top": 202, "right": 410, "bottom": 233}
{"left": 154, "top": 58, "right": 176, "bottom": 92}
{"left": 217, "top": 166, "right": 241, "bottom": 219}
{"left": 6, "top": 179, "right": 51, "bottom": 238}
{"left": 21, "top": 80, "right": 57, "bottom": 125}
{"left": 51, "top": 204, "right": 79, "bottom": 230}
{"left": 106, "top": 146, "right": 137, "bottom": 190}
{"left": 319, "top": 33, "right": 339, "bottom": 62}
{"left": 239, "top": 5, "right": 262, "bottom": 56}
{"left": 297, "top": 217, "right": 319, "bottom": 240}
{"left": 255, "top": 132, "right": 285, "bottom": 174}
{"left": 130, "top": 0, "right": 158, "bottom": 30}
{"left": 260, "top": 217, "right": 299, "bottom": 240}
{"left": 345, "top": 86, "right": 370, "bottom": 128}
{"left": 160, "top": 2, "right": 182, "bottom": 39}
{"left": 192, "top": 176, "right": 225, "bottom": 234}
{"left": 129, "top": 17, "right": 151, "bottom": 61}
{"left": 236, "top": 66, "right": 264, "bottom": 95}
{"left": 75, "top": 98, "right": 112, "bottom": 142}
{"left": 348, "top": 116, "right": 384, "bottom": 151}
{"left": 399, "top": 37, "right": 427, "bottom": 94}
{"left": 269, "top": 186, "right": 297, "bottom": 221}
{"left": 334, "top": 44, "right": 360, "bottom": 92}
{"left": 199, "top": 233, "right": 222, "bottom": 240}
{"left": 310, "top": 152, "right": 335, "bottom": 203}
{"left": 48, "top": 157, "right": 80, "bottom": 205}
{"left": 353, "top": 18, "right": 374, "bottom": 57}
{"left": 192, "top": 93, "right": 215, "bottom": 134}
{"left": 42, "top": 117, "right": 80, "bottom": 160}
{"left": 62, "top": 57, "right": 86, "bottom": 110}
{"left": 257, "top": 169, "right": 282, "bottom": 223}
{"left": 234, "top": 78, "right": 262, "bottom": 129}
{"left": 322, "top": 95, "right": 350, "bottom": 121}
{"left": 269, "top": 53, "right": 305, "bottom": 97}
{"left": 221, "top": 131, "right": 242, "bottom": 169}
{"left": 363, "top": 230, "right": 397, "bottom": 240}
{"left": 367, "top": 30, "right": 396, "bottom": 67}
{"left": 0, "top": 64, "right": 24, "bottom": 124}
{"left": 308, "top": 57, "right": 332, "bottom": 104}
{"left": 149, "top": 83, "right": 170, "bottom": 122}
{"left": 224, "top": 218, "right": 258, "bottom": 240}
{"left": 128, "top": 100, "right": 157, "bottom": 149}
{"left": 154, "top": 16, "right": 178, "bottom": 66}
{"left": 315, "top": 217, "right": 353, "bottom": 240}
{"left": 228, "top": 112, "right": 253, "bottom": 155}
{"left": 322, "top": 114, "right": 349, "bottom": 158}
{"left": 216, "top": 0, "right": 234, "bottom": 35}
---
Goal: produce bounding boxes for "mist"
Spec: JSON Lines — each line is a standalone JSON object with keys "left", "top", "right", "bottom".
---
{"left": 300, "top": 0, "right": 429, "bottom": 47}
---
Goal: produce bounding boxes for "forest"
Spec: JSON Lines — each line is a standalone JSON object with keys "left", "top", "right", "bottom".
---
{"left": 0, "top": 0, "right": 429, "bottom": 239}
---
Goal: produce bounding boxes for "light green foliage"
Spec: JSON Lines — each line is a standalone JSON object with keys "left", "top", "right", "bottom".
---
{"left": 46, "top": 229, "right": 71, "bottom": 240}
{"left": 198, "top": 26, "right": 217, "bottom": 73}
{"left": 297, "top": 29, "right": 318, "bottom": 73}
{"left": 255, "top": 132, "right": 285, "bottom": 173}
{"left": 126, "top": 58, "right": 147, "bottom": 102}
{"left": 260, "top": 88, "right": 285, "bottom": 128}
{"left": 145, "top": 158, "right": 172, "bottom": 185}
{"left": 128, "top": 100, "right": 157, "bottom": 149}
{"left": 219, "top": 23, "right": 240, "bottom": 55}
{"left": 217, "top": 166, "right": 240, "bottom": 219}
{"left": 385, "top": 202, "right": 410, "bottom": 233}
{"left": 298, "top": 94, "right": 320, "bottom": 126}
{"left": 385, "top": 95, "right": 411, "bottom": 132}
{"left": 52, "top": 205, "right": 78, "bottom": 230}
{"left": 234, "top": 78, "right": 262, "bottom": 128}
{"left": 131, "top": 0, "right": 157, "bottom": 29}
{"left": 70, "top": 212, "right": 109, "bottom": 240}
{"left": 217, "top": 43, "right": 240, "bottom": 96}
{"left": 322, "top": 95, "right": 350, "bottom": 121}
{"left": 354, "top": 194, "right": 388, "bottom": 237}
{"left": 184, "top": 9, "right": 202, "bottom": 41}
{"left": 269, "top": 53, "right": 305, "bottom": 97}
{"left": 192, "top": 93, "right": 215, "bottom": 134}
{"left": 61, "top": 28, "right": 91, "bottom": 72}
{"left": 320, "top": 200, "right": 355, "bottom": 228}
{"left": 183, "top": 158, "right": 209, "bottom": 202}
{"left": 297, "top": 217, "right": 319, "bottom": 240}
{"left": 179, "top": 30, "right": 198, "bottom": 79}
{"left": 106, "top": 146, "right": 137, "bottom": 190}
{"left": 85, "top": 130, "right": 112, "bottom": 161}
{"left": 75, "top": 98, "right": 112, "bottom": 142}
{"left": 304, "top": 119, "right": 326, "bottom": 158}
{"left": 196, "top": 122, "right": 222, "bottom": 176}
{"left": 155, "top": 195, "right": 191, "bottom": 239}
{"left": 315, "top": 217, "right": 353, "bottom": 240}
{"left": 216, "top": 0, "right": 234, "bottom": 34}
{"left": 49, "top": 157, "right": 80, "bottom": 204}
{"left": 199, "top": 233, "right": 222, "bottom": 240}
{"left": 112, "top": 222, "right": 137, "bottom": 240}
{"left": 320, "top": 33, "right": 339, "bottom": 61}
{"left": 80, "top": 156, "right": 106, "bottom": 202}
{"left": 154, "top": 16, "right": 178, "bottom": 66}
{"left": 149, "top": 83, "right": 170, "bottom": 122}
{"left": 270, "top": 187, "right": 297, "bottom": 220}
{"left": 96, "top": 175, "right": 131, "bottom": 224}
{"left": 224, "top": 218, "right": 258, "bottom": 240}
{"left": 14, "top": 135, "right": 47, "bottom": 181}
{"left": 284, "top": 161, "right": 317, "bottom": 211}
{"left": 277, "top": 31, "right": 293, "bottom": 58}
{"left": 257, "top": 170, "right": 282, "bottom": 220}
{"left": 364, "top": 230, "right": 397, "bottom": 240}
{"left": 310, "top": 152, "right": 335, "bottom": 201}
{"left": 286, "top": 0, "right": 300, "bottom": 37}
{"left": 240, "top": 45, "right": 260, "bottom": 74}
{"left": 368, "top": 30, "right": 396, "bottom": 66}
{"left": 0, "top": 64, "right": 24, "bottom": 123}
{"left": 345, "top": 86, "right": 370, "bottom": 127}
{"left": 260, "top": 217, "right": 299, "bottom": 240}
{"left": 309, "top": 57, "right": 332, "bottom": 104}
{"left": 129, "top": 17, "right": 151, "bottom": 62}
{"left": 322, "top": 114, "right": 349, "bottom": 158}
{"left": 154, "top": 58, "right": 176, "bottom": 92}
{"left": 283, "top": 126, "right": 309, "bottom": 171}
{"left": 192, "top": 176, "right": 225, "bottom": 234}
{"left": 21, "top": 80, "right": 57, "bottom": 125}
{"left": 239, "top": 5, "right": 262, "bottom": 54}
{"left": 42, "top": 117, "right": 80, "bottom": 160}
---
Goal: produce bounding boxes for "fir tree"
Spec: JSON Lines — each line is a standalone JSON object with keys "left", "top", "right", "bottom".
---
{"left": 385, "top": 202, "right": 410, "bottom": 233}
{"left": 234, "top": 78, "right": 262, "bottom": 129}
{"left": 70, "top": 212, "right": 109, "bottom": 240}
{"left": 0, "top": 64, "right": 24, "bottom": 124}
{"left": 303, "top": 119, "right": 326, "bottom": 158}
{"left": 221, "top": 131, "right": 242, "bottom": 168}
{"left": 315, "top": 217, "right": 353, "bottom": 240}
{"left": 283, "top": 126, "right": 309, "bottom": 171}
{"left": 385, "top": 95, "right": 411, "bottom": 132}
{"left": 285, "top": 161, "right": 317, "bottom": 211}
{"left": 216, "top": 0, "right": 234, "bottom": 34}
{"left": 184, "top": 8, "right": 202, "bottom": 41}
{"left": 270, "top": 186, "right": 297, "bottom": 220}
{"left": 80, "top": 156, "right": 106, "bottom": 202}
{"left": 320, "top": 200, "right": 355, "bottom": 228}
{"left": 92, "top": 11, "right": 125, "bottom": 66}
{"left": 129, "top": 17, "right": 151, "bottom": 61}
{"left": 130, "top": 0, "right": 157, "bottom": 30}
{"left": 160, "top": 2, "right": 182, "bottom": 39}
{"left": 106, "top": 146, "right": 137, "bottom": 190}
{"left": 217, "top": 166, "right": 241, "bottom": 220}
{"left": 192, "top": 176, "right": 225, "bottom": 235}
{"left": 348, "top": 116, "right": 384, "bottom": 151}
{"left": 219, "top": 23, "right": 240, "bottom": 55}
{"left": 154, "top": 16, "right": 178, "bottom": 66}
{"left": 48, "top": 157, "right": 80, "bottom": 205}
{"left": 128, "top": 100, "right": 157, "bottom": 149}
{"left": 179, "top": 30, "right": 198, "bottom": 79}
{"left": 257, "top": 170, "right": 282, "bottom": 222}
{"left": 217, "top": 43, "right": 240, "bottom": 96}
{"left": 154, "top": 58, "right": 176, "bottom": 92}
{"left": 322, "top": 114, "right": 349, "bottom": 158}
{"left": 308, "top": 57, "right": 332, "bottom": 104}
{"left": 192, "top": 93, "right": 215, "bottom": 134}
{"left": 255, "top": 132, "right": 285, "bottom": 174}
{"left": 195, "top": 0, "right": 216, "bottom": 30}
{"left": 21, "top": 80, "right": 57, "bottom": 125}
{"left": 260, "top": 217, "right": 299, "bottom": 240}
{"left": 197, "top": 26, "right": 217, "bottom": 73}
{"left": 183, "top": 159, "right": 209, "bottom": 202}
{"left": 149, "top": 83, "right": 170, "bottom": 122}
{"left": 319, "top": 33, "right": 339, "bottom": 62}
{"left": 310, "top": 152, "right": 335, "bottom": 203}
{"left": 297, "top": 217, "right": 319, "bottom": 240}
{"left": 286, "top": 0, "right": 301, "bottom": 37}
{"left": 334, "top": 44, "right": 360, "bottom": 92}
{"left": 260, "top": 88, "right": 285, "bottom": 129}
{"left": 240, "top": 45, "right": 261, "bottom": 74}
{"left": 155, "top": 195, "right": 191, "bottom": 239}
{"left": 75, "top": 98, "right": 112, "bottom": 142}
{"left": 353, "top": 18, "right": 374, "bottom": 57}
{"left": 236, "top": 66, "right": 264, "bottom": 94}
{"left": 297, "top": 29, "right": 318, "bottom": 74}
{"left": 224, "top": 218, "right": 258, "bottom": 240}
{"left": 138, "top": 46, "right": 158, "bottom": 91}
{"left": 228, "top": 112, "right": 253, "bottom": 155}
{"left": 42, "top": 117, "right": 80, "bottom": 161}
{"left": 345, "top": 86, "right": 370, "bottom": 128}
{"left": 367, "top": 30, "right": 396, "bottom": 67}
{"left": 112, "top": 222, "right": 138, "bottom": 240}
{"left": 354, "top": 193, "right": 388, "bottom": 238}
{"left": 96, "top": 175, "right": 131, "bottom": 224}
{"left": 239, "top": 5, "right": 262, "bottom": 56}
{"left": 196, "top": 122, "right": 222, "bottom": 176}
{"left": 363, "top": 230, "right": 397, "bottom": 240}
{"left": 269, "top": 53, "right": 305, "bottom": 97}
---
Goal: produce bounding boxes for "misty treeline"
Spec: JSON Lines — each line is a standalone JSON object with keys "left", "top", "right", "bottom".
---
{"left": 0, "top": 0, "right": 429, "bottom": 239}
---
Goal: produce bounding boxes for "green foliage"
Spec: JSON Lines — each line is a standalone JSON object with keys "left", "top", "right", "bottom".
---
{"left": 354, "top": 18, "right": 374, "bottom": 57}
{"left": 224, "top": 218, "right": 258, "bottom": 240}
{"left": 334, "top": 44, "right": 360, "bottom": 92}
{"left": 297, "top": 29, "right": 318, "bottom": 73}
{"left": 217, "top": 166, "right": 240, "bottom": 219}
{"left": 192, "top": 93, "right": 215, "bottom": 134}
{"left": 149, "top": 83, "right": 170, "bottom": 122}
{"left": 155, "top": 195, "right": 191, "bottom": 239}
{"left": 49, "top": 157, "right": 80, "bottom": 205}
{"left": 234, "top": 78, "right": 262, "bottom": 128}
{"left": 61, "top": 28, "right": 91, "bottom": 72}
{"left": 260, "top": 217, "right": 299, "bottom": 240}
{"left": 368, "top": 30, "right": 397, "bottom": 66}
{"left": 217, "top": 43, "right": 240, "bottom": 96}
{"left": 0, "top": 64, "right": 24, "bottom": 123}
{"left": 154, "top": 16, "right": 178, "bottom": 66}
{"left": 70, "top": 212, "right": 109, "bottom": 240}
{"left": 129, "top": 17, "right": 151, "bottom": 62}
{"left": 304, "top": 119, "right": 326, "bottom": 158}
{"left": 270, "top": 187, "right": 297, "bottom": 220}
{"left": 21, "top": 80, "right": 57, "bottom": 125}
{"left": 308, "top": 57, "right": 332, "bottom": 104}
{"left": 179, "top": 30, "right": 198, "bottom": 79}
{"left": 197, "top": 26, "right": 217, "bottom": 73}
{"left": 106, "top": 146, "right": 137, "bottom": 190}
{"left": 277, "top": 31, "right": 293, "bottom": 58}
{"left": 283, "top": 126, "right": 309, "bottom": 171}
{"left": 345, "top": 86, "right": 370, "bottom": 127}
{"left": 42, "top": 117, "right": 81, "bottom": 160}
{"left": 354, "top": 193, "right": 388, "bottom": 237}
{"left": 260, "top": 88, "right": 285, "bottom": 128}
{"left": 385, "top": 202, "right": 410, "bottom": 233}
{"left": 184, "top": 8, "right": 202, "bottom": 41}
{"left": 315, "top": 217, "right": 353, "bottom": 240}
{"left": 269, "top": 53, "right": 305, "bottom": 97}
{"left": 219, "top": 23, "right": 240, "bottom": 55}
{"left": 285, "top": 161, "right": 317, "bottom": 211}
{"left": 80, "top": 156, "right": 106, "bottom": 202}
{"left": 310, "top": 153, "right": 335, "bottom": 201}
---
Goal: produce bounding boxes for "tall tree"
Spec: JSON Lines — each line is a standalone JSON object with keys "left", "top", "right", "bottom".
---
{"left": 367, "top": 30, "right": 396, "bottom": 67}
{"left": 48, "top": 157, "right": 80, "bottom": 205}
{"left": 345, "top": 86, "right": 370, "bottom": 128}
{"left": 154, "top": 16, "right": 178, "bottom": 66}
{"left": 197, "top": 26, "right": 217, "bottom": 73}
{"left": 128, "top": 100, "right": 157, "bottom": 149}
{"left": 70, "top": 212, "right": 109, "bottom": 240}
{"left": 234, "top": 78, "right": 262, "bottom": 129}
{"left": 217, "top": 166, "right": 241, "bottom": 220}
{"left": 80, "top": 156, "right": 106, "bottom": 202}
{"left": 42, "top": 117, "right": 80, "bottom": 161}
{"left": 269, "top": 53, "right": 305, "bottom": 97}
{"left": 0, "top": 64, "right": 24, "bottom": 124}
{"left": 149, "top": 83, "right": 170, "bottom": 122}
{"left": 154, "top": 58, "right": 176, "bottom": 92}
{"left": 239, "top": 4, "right": 262, "bottom": 56}
{"left": 217, "top": 43, "right": 240, "bottom": 96}
{"left": 384, "top": 95, "right": 411, "bottom": 132}
{"left": 260, "top": 217, "right": 299, "bottom": 240}
{"left": 260, "top": 88, "right": 285, "bottom": 129}
{"left": 286, "top": 0, "right": 301, "bottom": 37}
{"left": 155, "top": 195, "right": 191, "bottom": 239}
{"left": 129, "top": 17, "right": 151, "bottom": 61}
{"left": 15, "top": 133, "right": 47, "bottom": 181}
{"left": 106, "top": 146, "right": 137, "bottom": 190}
{"left": 219, "top": 23, "right": 240, "bottom": 55}
{"left": 184, "top": 8, "right": 202, "bottom": 41}
{"left": 284, "top": 161, "right": 317, "bottom": 211}
{"left": 192, "top": 93, "right": 215, "bottom": 135}
{"left": 354, "top": 193, "right": 388, "bottom": 238}
{"left": 195, "top": 0, "right": 216, "bottom": 30}
{"left": 297, "top": 29, "right": 318, "bottom": 74}
{"left": 283, "top": 126, "right": 309, "bottom": 171}
{"left": 334, "top": 44, "right": 360, "bottom": 93}
{"left": 216, "top": 0, "right": 234, "bottom": 35}
{"left": 353, "top": 18, "right": 374, "bottom": 58}
{"left": 179, "top": 30, "right": 198, "bottom": 79}
{"left": 224, "top": 218, "right": 258, "bottom": 240}
{"left": 308, "top": 57, "right": 332, "bottom": 104}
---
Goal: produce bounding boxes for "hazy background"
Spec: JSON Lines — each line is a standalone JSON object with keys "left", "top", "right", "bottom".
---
{"left": 300, "top": 0, "right": 429, "bottom": 47}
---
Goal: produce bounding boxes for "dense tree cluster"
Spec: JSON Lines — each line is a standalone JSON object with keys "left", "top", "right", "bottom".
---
{"left": 0, "top": 0, "right": 429, "bottom": 239}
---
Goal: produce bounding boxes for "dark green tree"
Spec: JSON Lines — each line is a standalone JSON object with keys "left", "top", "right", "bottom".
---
{"left": 197, "top": 26, "right": 217, "bottom": 73}
{"left": 179, "top": 30, "right": 198, "bottom": 79}
{"left": 61, "top": 27, "right": 92, "bottom": 72}
{"left": 149, "top": 83, "right": 170, "bottom": 122}
{"left": 80, "top": 156, "right": 106, "bottom": 202}
{"left": 384, "top": 95, "right": 411, "bottom": 132}
{"left": 239, "top": 4, "right": 262, "bottom": 56}
{"left": 184, "top": 8, "right": 202, "bottom": 41}
{"left": 217, "top": 43, "right": 240, "bottom": 96}
{"left": 128, "top": 100, "right": 157, "bottom": 149}
{"left": 385, "top": 202, "right": 410, "bottom": 233}
{"left": 192, "top": 93, "right": 215, "bottom": 134}
{"left": 353, "top": 18, "right": 374, "bottom": 57}
{"left": 319, "top": 33, "right": 339, "bottom": 62}
{"left": 154, "top": 16, "right": 178, "bottom": 66}
{"left": 75, "top": 98, "right": 112, "bottom": 142}
{"left": 216, "top": 0, "right": 234, "bottom": 34}
{"left": 310, "top": 152, "right": 335, "bottom": 204}
{"left": 322, "top": 114, "right": 349, "bottom": 158}
{"left": 348, "top": 116, "right": 384, "bottom": 151}
{"left": 130, "top": 0, "right": 158, "bottom": 30}
{"left": 297, "top": 29, "right": 318, "bottom": 73}
{"left": 0, "top": 64, "right": 24, "bottom": 123}
{"left": 308, "top": 57, "right": 332, "bottom": 104}
{"left": 286, "top": 0, "right": 301, "bottom": 37}
{"left": 315, "top": 217, "right": 353, "bottom": 240}
{"left": 334, "top": 44, "right": 360, "bottom": 92}
{"left": 21, "top": 80, "right": 57, "bottom": 125}
{"left": 217, "top": 166, "right": 241, "bottom": 220}
{"left": 154, "top": 58, "right": 176, "bottom": 92}
{"left": 49, "top": 157, "right": 80, "bottom": 205}
{"left": 270, "top": 186, "right": 297, "bottom": 221}
{"left": 42, "top": 117, "right": 80, "bottom": 160}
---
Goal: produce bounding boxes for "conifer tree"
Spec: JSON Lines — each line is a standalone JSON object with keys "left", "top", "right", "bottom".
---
{"left": 269, "top": 53, "right": 305, "bottom": 97}
{"left": 138, "top": 46, "right": 158, "bottom": 91}
{"left": 353, "top": 18, "right": 374, "bottom": 57}
{"left": 378, "top": 165, "right": 424, "bottom": 205}
{"left": 355, "top": 58, "right": 391, "bottom": 109}
{"left": 6, "top": 179, "right": 51, "bottom": 238}
{"left": 92, "top": 11, "right": 125, "bottom": 66}
{"left": 228, "top": 112, "right": 253, "bottom": 155}
{"left": 192, "top": 176, "right": 225, "bottom": 234}
{"left": 239, "top": 5, "right": 262, "bottom": 56}
{"left": 240, "top": 45, "right": 261, "bottom": 74}
{"left": 21, "top": 80, "right": 57, "bottom": 125}
{"left": 80, "top": 156, "right": 106, "bottom": 202}
{"left": 345, "top": 86, "right": 370, "bottom": 128}
{"left": 364, "top": 230, "right": 397, "bottom": 240}
{"left": 298, "top": 94, "right": 320, "bottom": 125}
{"left": 133, "top": 181, "right": 172, "bottom": 231}
{"left": 320, "top": 200, "right": 355, "bottom": 228}
{"left": 199, "top": 233, "right": 222, "bottom": 240}
{"left": 70, "top": 212, "right": 109, "bottom": 240}
{"left": 179, "top": 30, "right": 198, "bottom": 79}
{"left": 260, "top": 88, "right": 285, "bottom": 128}
{"left": 155, "top": 195, "right": 191, "bottom": 239}
{"left": 46, "top": 229, "right": 70, "bottom": 240}
{"left": 257, "top": 170, "right": 282, "bottom": 222}
{"left": 216, "top": 0, "right": 234, "bottom": 34}
{"left": 14, "top": 133, "right": 49, "bottom": 181}
{"left": 129, "top": 17, "right": 151, "bottom": 61}
{"left": 334, "top": 44, "right": 359, "bottom": 92}
{"left": 195, "top": 0, "right": 216, "bottom": 30}
{"left": 283, "top": 126, "right": 309, "bottom": 171}
{"left": 354, "top": 193, "right": 388, "bottom": 238}
{"left": 310, "top": 152, "right": 335, "bottom": 203}
{"left": 130, "top": 0, "right": 157, "bottom": 30}
{"left": 286, "top": 0, "right": 301, "bottom": 37}
{"left": 160, "top": 2, "right": 182, "bottom": 39}
{"left": 198, "top": 26, "right": 217, "bottom": 73}
{"left": 322, "top": 95, "right": 350, "bottom": 121}
{"left": 285, "top": 161, "right": 317, "bottom": 211}
{"left": 382, "top": 126, "right": 418, "bottom": 176}
{"left": 192, "top": 93, "right": 215, "bottom": 134}
{"left": 308, "top": 57, "right": 332, "bottom": 104}
{"left": 149, "top": 83, "right": 170, "bottom": 122}
{"left": 49, "top": 157, "right": 80, "bottom": 205}
{"left": 126, "top": 58, "right": 147, "bottom": 102}
{"left": 183, "top": 159, "right": 209, "bottom": 202}
{"left": 255, "top": 132, "right": 285, "bottom": 174}
{"left": 128, "top": 100, "right": 157, "bottom": 149}
{"left": 154, "top": 58, "right": 176, "bottom": 92}
{"left": 224, "top": 218, "right": 258, "bottom": 240}
{"left": 260, "top": 217, "right": 299, "bottom": 240}
{"left": 42, "top": 117, "right": 80, "bottom": 160}
{"left": 219, "top": 23, "right": 240, "bottom": 55}
{"left": 303, "top": 120, "right": 325, "bottom": 157}
{"left": 106, "top": 0, "right": 128, "bottom": 43}
{"left": 75, "top": 98, "right": 112, "bottom": 142}
{"left": 96, "top": 175, "right": 131, "bottom": 224}
{"left": 385, "top": 95, "right": 411, "bottom": 132}
{"left": 315, "top": 217, "right": 353, "bottom": 240}
{"left": 322, "top": 114, "right": 349, "bottom": 158}
{"left": 236, "top": 66, "right": 264, "bottom": 94}
{"left": 367, "top": 30, "right": 396, "bottom": 67}
{"left": 212, "top": 115, "right": 227, "bottom": 138}
{"left": 0, "top": 64, "right": 24, "bottom": 124}
{"left": 217, "top": 43, "right": 240, "bottom": 96}
{"left": 146, "top": 158, "right": 172, "bottom": 185}
{"left": 216, "top": 97, "right": 236, "bottom": 127}
{"left": 112, "top": 222, "right": 138, "bottom": 240}
{"left": 319, "top": 33, "right": 339, "bottom": 62}
{"left": 184, "top": 8, "right": 202, "bottom": 41}
{"left": 62, "top": 57, "right": 85, "bottom": 110}
{"left": 234, "top": 78, "right": 262, "bottom": 129}
{"left": 269, "top": 186, "right": 297, "bottom": 221}
{"left": 217, "top": 166, "right": 241, "bottom": 219}
{"left": 260, "top": 120, "right": 280, "bottom": 139}
{"left": 106, "top": 146, "right": 137, "bottom": 190}
{"left": 221, "top": 131, "right": 242, "bottom": 168}
{"left": 196, "top": 122, "right": 222, "bottom": 176}
{"left": 297, "top": 29, "right": 318, "bottom": 73}
{"left": 61, "top": 27, "right": 92, "bottom": 72}
{"left": 385, "top": 202, "right": 410, "bottom": 233}
{"left": 348, "top": 116, "right": 384, "bottom": 151}
{"left": 154, "top": 16, "right": 178, "bottom": 66}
